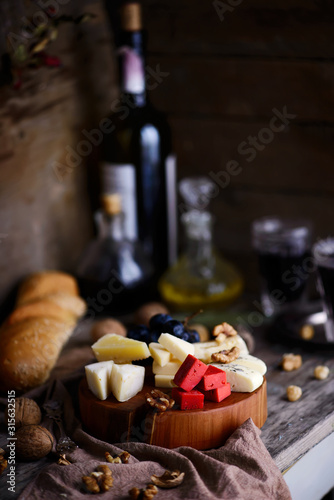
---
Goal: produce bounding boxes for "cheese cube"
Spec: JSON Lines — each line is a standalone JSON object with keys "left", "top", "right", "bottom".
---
{"left": 110, "top": 364, "right": 145, "bottom": 402}
{"left": 196, "top": 365, "right": 227, "bottom": 392}
{"left": 155, "top": 374, "right": 177, "bottom": 388}
{"left": 173, "top": 355, "right": 208, "bottom": 391}
{"left": 158, "top": 333, "right": 194, "bottom": 362}
{"left": 85, "top": 361, "right": 114, "bottom": 400}
{"left": 211, "top": 363, "right": 263, "bottom": 392}
{"left": 229, "top": 354, "right": 267, "bottom": 375}
{"left": 92, "top": 334, "right": 150, "bottom": 363}
{"left": 203, "top": 383, "right": 231, "bottom": 403}
{"left": 171, "top": 388, "right": 204, "bottom": 410}
{"left": 152, "top": 360, "right": 182, "bottom": 376}
{"left": 149, "top": 342, "right": 171, "bottom": 367}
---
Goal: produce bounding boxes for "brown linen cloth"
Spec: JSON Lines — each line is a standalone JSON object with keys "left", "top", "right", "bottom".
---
{"left": 14, "top": 375, "right": 291, "bottom": 500}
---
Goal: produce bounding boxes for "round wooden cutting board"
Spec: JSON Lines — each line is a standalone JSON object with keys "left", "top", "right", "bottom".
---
{"left": 79, "top": 370, "right": 267, "bottom": 450}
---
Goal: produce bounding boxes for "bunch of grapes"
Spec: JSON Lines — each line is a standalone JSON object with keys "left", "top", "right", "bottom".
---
{"left": 127, "top": 314, "right": 200, "bottom": 344}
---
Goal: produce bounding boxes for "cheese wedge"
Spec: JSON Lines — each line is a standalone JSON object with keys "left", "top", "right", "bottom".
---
{"left": 210, "top": 363, "right": 263, "bottom": 392}
{"left": 158, "top": 333, "right": 194, "bottom": 362}
{"left": 149, "top": 342, "right": 171, "bottom": 367}
{"left": 194, "top": 335, "right": 249, "bottom": 363}
{"left": 155, "top": 374, "right": 177, "bottom": 388}
{"left": 92, "top": 334, "right": 150, "bottom": 363}
{"left": 85, "top": 361, "right": 114, "bottom": 400}
{"left": 152, "top": 360, "right": 182, "bottom": 376}
{"left": 110, "top": 364, "right": 145, "bottom": 402}
{"left": 229, "top": 354, "right": 267, "bottom": 375}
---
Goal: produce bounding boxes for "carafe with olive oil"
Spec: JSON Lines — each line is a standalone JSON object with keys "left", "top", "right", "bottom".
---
{"left": 159, "top": 177, "right": 243, "bottom": 311}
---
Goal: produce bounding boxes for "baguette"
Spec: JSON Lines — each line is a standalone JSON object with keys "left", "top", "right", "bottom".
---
{"left": 0, "top": 317, "right": 73, "bottom": 392}
{"left": 16, "top": 271, "right": 79, "bottom": 306}
{"left": 0, "top": 270, "right": 86, "bottom": 392}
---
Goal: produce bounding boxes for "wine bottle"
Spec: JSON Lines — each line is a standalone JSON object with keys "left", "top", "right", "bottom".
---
{"left": 100, "top": 2, "right": 177, "bottom": 280}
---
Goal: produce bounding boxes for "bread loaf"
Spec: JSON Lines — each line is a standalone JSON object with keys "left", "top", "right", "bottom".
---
{"left": 0, "top": 317, "right": 73, "bottom": 392}
{"left": 0, "top": 271, "right": 86, "bottom": 392}
{"left": 16, "top": 271, "right": 79, "bottom": 306}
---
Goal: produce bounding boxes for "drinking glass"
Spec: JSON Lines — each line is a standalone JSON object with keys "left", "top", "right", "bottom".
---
{"left": 312, "top": 238, "right": 334, "bottom": 342}
{"left": 252, "top": 217, "right": 312, "bottom": 317}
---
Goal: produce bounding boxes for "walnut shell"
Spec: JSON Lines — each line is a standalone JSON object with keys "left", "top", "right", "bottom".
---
{"left": 5, "top": 398, "right": 41, "bottom": 429}
{"left": 15, "top": 425, "right": 54, "bottom": 461}
{"left": 91, "top": 319, "right": 127, "bottom": 342}
{"left": 134, "top": 302, "right": 169, "bottom": 326}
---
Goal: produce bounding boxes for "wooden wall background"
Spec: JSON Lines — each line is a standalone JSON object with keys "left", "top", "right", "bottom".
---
{"left": 0, "top": 0, "right": 334, "bottom": 308}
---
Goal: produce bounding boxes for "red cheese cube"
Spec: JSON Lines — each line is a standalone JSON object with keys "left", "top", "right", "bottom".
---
{"left": 172, "top": 388, "right": 204, "bottom": 410}
{"left": 197, "top": 365, "right": 227, "bottom": 392}
{"left": 204, "top": 383, "right": 231, "bottom": 403}
{"left": 173, "top": 354, "right": 208, "bottom": 391}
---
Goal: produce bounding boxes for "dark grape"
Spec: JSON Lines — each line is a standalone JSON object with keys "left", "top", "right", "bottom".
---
{"left": 127, "top": 324, "right": 151, "bottom": 343}
{"left": 149, "top": 330, "right": 160, "bottom": 343}
{"left": 180, "top": 331, "right": 190, "bottom": 342}
{"left": 164, "top": 319, "right": 185, "bottom": 338}
{"left": 187, "top": 329, "right": 200, "bottom": 343}
{"left": 149, "top": 313, "right": 173, "bottom": 331}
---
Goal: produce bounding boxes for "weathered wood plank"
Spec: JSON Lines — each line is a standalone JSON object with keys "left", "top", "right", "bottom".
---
{"left": 142, "top": 0, "right": 334, "bottom": 59}
{"left": 148, "top": 56, "right": 334, "bottom": 122}
{"left": 170, "top": 118, "right": 334, "bottom": 194}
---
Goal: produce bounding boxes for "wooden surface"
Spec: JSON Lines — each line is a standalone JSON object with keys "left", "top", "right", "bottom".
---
{"left": 79, "top": 374, "right": 267, "bottom": 450}
{"left": 0, "top": 312, "right": 333, "bottom": 498}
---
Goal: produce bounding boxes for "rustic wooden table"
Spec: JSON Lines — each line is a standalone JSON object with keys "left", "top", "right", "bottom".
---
{"left": 0, "top": 312, "right": 333, "bottom": 499}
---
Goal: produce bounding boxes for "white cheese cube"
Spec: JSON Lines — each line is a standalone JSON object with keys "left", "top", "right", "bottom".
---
{"left": 152, "top": 359, "right": 182, "bottom": 376}
{"left": 85, "top": 361, "right": 114, "bottom": 400}
{"left": 158, "top": 333, "right": 194, "bottom": 362}
{"left": 149, "top": 342, "right": 171, "bottom": 367}
{"left": 110, "top": 364, "right": 145, "bottom": 402}
{"left": 155, "top": 374, "right": 177, "bottom": 388}
{"left": 211, "top": 363, "right": 263, "bottom": 392}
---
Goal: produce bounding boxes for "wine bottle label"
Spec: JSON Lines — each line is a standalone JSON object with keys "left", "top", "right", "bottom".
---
{"left": 101, "top": 163, "right": 138, "bottom": 241}
{"left": 118, "top": 46, "right": 145, "bottom": 94}
{"left": 165, "top": 154, "right": 178, "bottom": 265}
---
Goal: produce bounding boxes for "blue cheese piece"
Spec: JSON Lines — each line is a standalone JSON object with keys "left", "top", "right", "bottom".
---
{"left": 210, "top": 363, "right": 263, "bottom": 392}
{"left": 229, "top": 354, "right": 267, "bottom": 375}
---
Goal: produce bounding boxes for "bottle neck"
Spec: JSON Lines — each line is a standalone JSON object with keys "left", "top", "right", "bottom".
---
{"left": 182, "top": 210, "right": 215, "bottom": 278}
{"left": 118, "top": 30, "right": 147, "bottom": 108}
{"left": 96, "top": 210, "right": 125, "bottom": 242}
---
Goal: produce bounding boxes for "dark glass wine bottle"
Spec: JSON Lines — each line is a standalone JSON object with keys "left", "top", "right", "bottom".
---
{"left": 100, "top": 2, "right": 177, "bottom": 281}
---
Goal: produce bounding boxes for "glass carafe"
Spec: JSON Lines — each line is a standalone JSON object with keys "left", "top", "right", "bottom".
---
{"left": 158, "top": 177, "right": 243, "bottom": 311}
{"left": 76, "top": 194, "right": 154, "bottom": 316}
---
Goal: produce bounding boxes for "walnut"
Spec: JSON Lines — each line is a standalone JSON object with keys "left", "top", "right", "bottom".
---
{"left": 0, "top": 449, "right": 7, "bottom": 475}
{"left": 151, "top": 469, "right": 185, "bottom": 488}
{"left": 314, "top": 365, "right": 329, "bottom": 380}
{"left": 5, "top": 398, "right": 41, "bottom": 429}
{"left": 286, "top": 385, "right": 302, "bottom": 402}
{"left": 15, "top": 425, "right": 54, "bottom": 461}
{"left": 105, "top": 450, "right": 130, "bottom": 463}
{"left": 145, "top": 389, "right": 175, "bottom": 412}
{"left": 212, "top": 322, "right": 237, "bottom": 337}
{"left": 211, "top": 346, "right": 240, "bottom": 363}
{"left": 299, "top": 324, "right": 314, "bottom": 340}
{"left": 91, "top": 318, "right": 126, "bottom": 342}
{"left": 83, "top": 465, "right": 113, "bottom": 493}
{"left": 57, "top": 454, "right": 71, "bottom": 466}
{"left": 281, "top": 353, "right": 302, "bottom": 372}
{"left": 129, "top": 484, "right": 158, "bottom": 499}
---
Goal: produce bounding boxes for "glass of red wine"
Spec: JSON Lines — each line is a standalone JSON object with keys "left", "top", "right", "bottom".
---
{"left": 312, "top": 238, "right": 334, "bottom": 342}
{"left": 252, "top": 217, "right": 312, "bottom": 317}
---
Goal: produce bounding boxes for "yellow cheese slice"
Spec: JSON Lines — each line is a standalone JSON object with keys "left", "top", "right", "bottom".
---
{"left": 92, "top": 334, "right": 150, "bottom": 363}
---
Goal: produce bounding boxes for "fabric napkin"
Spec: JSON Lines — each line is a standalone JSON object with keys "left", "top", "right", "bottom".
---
{"left": 15, "top": 374, "right": 292, "bottom": 500}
